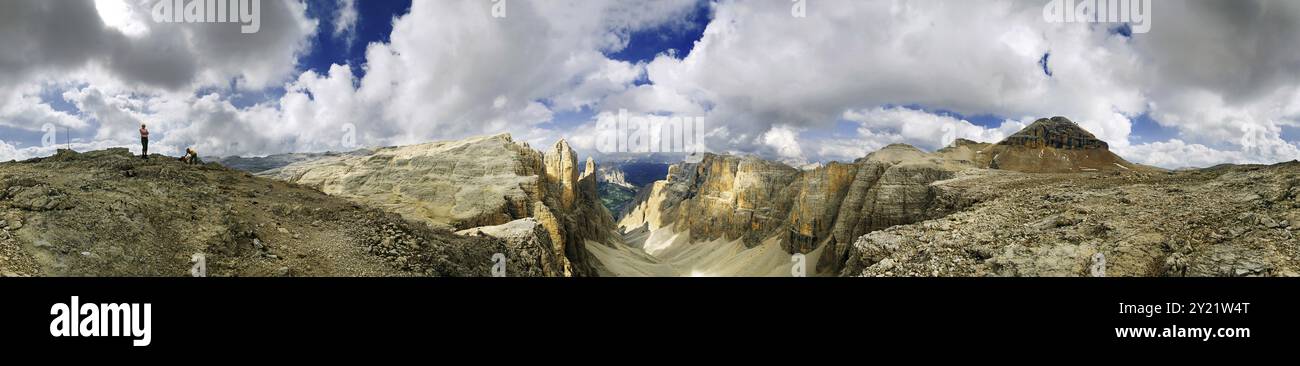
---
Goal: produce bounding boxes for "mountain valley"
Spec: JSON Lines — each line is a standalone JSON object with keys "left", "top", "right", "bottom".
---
{"left": 2, "top": 117, "right": 1296, "bottom": 277}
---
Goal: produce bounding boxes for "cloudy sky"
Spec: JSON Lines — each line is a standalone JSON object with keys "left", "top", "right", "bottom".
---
{"left": 2, "top": 0, "right": 1299, "bottom": 168}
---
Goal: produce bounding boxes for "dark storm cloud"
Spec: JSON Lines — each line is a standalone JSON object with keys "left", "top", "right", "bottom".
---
{"left": 0, "top": 0, "right": 314, "bottom": 94}
{"left": 1140, "top": 0, "right": 1300, "bottom": 103}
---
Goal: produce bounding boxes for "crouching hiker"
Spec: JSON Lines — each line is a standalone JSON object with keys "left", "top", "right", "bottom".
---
{"left": 180, "top": 148, "right": 202, "bottom": 165}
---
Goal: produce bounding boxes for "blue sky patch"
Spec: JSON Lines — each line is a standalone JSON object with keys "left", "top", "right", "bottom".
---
{"left": 1281, "top": 125, "right": 1300, "bottom": 143}
{"left": 1039, "top": 53, "right": 1053, "bottom": 77}
{"left": 299, "top": 0, "right": 412, "bottom": 78}
{"left": 1110, "top": 23, "right": 1133, "bottom": 38}
{"left": 1128, "top": 113, "right": 1180, "bottom": 143}
{"left": 884, "top": 104, "right": 1008, "bottom": 130}
{"left": 606, "top": 1, "right": 711, "bottom": 63}
{"left": 39, "top": 85, "right": 81, "bottom": 115}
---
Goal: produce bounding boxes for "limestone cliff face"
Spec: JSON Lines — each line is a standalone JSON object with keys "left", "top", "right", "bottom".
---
{"left": 613, "top": 116, "right": 1166, "bottom": 274}
{"left": 821, "top": 155, "right": 966, "bottom": 272}
{"left": 545, "top": 140, "right": 580, "bottom": 210}
{"left": 618, "top": 146, "right": 966, "bottom": 273}
{"left": 264, "top": 134, "right": 615, "bottom": 276}
{"left": 595, "top": 165, "right": 633, "bottom": 189}
{"left": 785, "top": 162, "right": 858, "bottom": 253}
{"left": 677, "top": 154, "right": 800, "bottom": 245}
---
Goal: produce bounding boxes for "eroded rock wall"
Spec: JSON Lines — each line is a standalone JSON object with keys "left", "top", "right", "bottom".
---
{"left": 266, "top": 134, "right": 617, "bottom": 276}
{"left": 618, "top": 146, "right": 966, "bottom": 272}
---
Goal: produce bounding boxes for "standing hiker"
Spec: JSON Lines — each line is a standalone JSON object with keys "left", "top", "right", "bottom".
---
{"left": 139, "top": 123, "right": 149, "bottom": 159}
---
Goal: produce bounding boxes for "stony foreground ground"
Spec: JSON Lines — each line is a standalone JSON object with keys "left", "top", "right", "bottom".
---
{"left": 0, "top": 149, "right": 536, "bottom": 277}
{"left": 843, "top": 162, "right": 1300, "bottom": 277}
{"left": 3, "top": 145, "right": 1296, "bottom": 278}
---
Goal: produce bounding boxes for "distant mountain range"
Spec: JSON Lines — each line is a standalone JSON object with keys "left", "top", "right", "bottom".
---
{"left": 8, "top": 117, "right": 1293, "bottom": 277}
{"left": 211, "top": 150, "right": 373, "bottom": 174}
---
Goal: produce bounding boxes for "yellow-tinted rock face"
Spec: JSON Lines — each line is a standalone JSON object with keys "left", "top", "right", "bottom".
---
{"left": 529, "top": 202, "right": 572, "bottom": 276}
{"left": 786, "top": 162, "right": 858, "bottom": 252}
{"left": 619, "top": 150, "right": 965, "bottom": 273}
{"left": 615, "top": 120, "right": 1154, "bottom": 273}
{"left": 545, "top": 139, "right": 580, "bottom": 210}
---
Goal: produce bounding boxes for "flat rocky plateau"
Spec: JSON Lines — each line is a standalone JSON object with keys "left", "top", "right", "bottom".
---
{"left": 842, "top": 163, "right": 1300, "bottom": 277}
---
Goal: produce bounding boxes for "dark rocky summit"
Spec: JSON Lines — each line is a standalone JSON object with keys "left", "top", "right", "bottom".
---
{"left": 938, "top": 116, "right": 1151, "bottom": 173}
{"left": 998, "top": 116, "right": 1109, "bottom": 150}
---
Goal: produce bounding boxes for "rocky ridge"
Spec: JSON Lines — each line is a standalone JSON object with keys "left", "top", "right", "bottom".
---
{"left": 612, "top": 116, "right": 1288, "bottom": 276}
{"left": 0, "top": 148, "right": 543, "bottom": 277}
{"left": 841, "top": 162, "right": 1300, "bottom": 277}
{"left": 264, "top": 134, "right": 618, "bottom": 276}
{"left": 5, "top": 117, "right": 1294, "bottom": 278}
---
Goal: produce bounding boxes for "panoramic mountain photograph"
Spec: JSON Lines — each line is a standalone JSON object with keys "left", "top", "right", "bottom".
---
{"left": 0, "top": 0, "right": 1297, "bottom": 280}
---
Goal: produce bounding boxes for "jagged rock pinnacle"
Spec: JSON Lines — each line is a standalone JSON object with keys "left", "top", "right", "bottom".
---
{"left": 582, "top": 156, "right": 596, "bottom": 179}
{"left": 545, "top": 139, "right": 579, "bottom": 209}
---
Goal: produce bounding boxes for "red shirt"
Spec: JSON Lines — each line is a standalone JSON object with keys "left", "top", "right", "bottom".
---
{"left": 140, "top": 127, "right": 149, "bottom": 138}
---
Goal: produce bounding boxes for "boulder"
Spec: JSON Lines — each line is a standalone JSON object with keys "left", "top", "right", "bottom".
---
{"left": 457, "top": 218, "right": 568, "bottom": 277}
